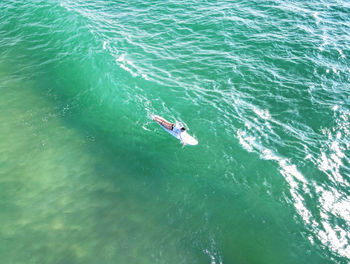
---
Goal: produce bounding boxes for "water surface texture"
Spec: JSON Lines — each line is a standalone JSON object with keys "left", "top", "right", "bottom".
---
{"left": 0, "top": 0, "right": 349, "bottom": 263}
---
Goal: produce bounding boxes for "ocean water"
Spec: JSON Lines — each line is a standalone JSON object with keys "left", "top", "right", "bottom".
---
{"left": 0, "top": 0, "right": 349, "bottom": 263}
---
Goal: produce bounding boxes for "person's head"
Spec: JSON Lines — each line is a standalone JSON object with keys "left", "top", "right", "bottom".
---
{"left": 181, "top": 127, "right": 186, "bottom": 132}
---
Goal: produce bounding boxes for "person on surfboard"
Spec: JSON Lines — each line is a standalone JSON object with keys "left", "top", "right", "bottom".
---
{"left": 153, "top": 115, "right": 186, "bottom": 146}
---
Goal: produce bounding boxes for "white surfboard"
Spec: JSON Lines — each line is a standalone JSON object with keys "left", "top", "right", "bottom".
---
{"left": 153, "top": 115, "right": 198, "bottom": 146}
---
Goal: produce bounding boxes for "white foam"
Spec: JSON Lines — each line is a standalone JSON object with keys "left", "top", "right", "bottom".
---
{"left": 313, "top": 12, "right": 320, "bottom": 25}
{"left": 236, "top": 94, "right": 350, "bottom": 260}
{"left": 237, "top": 128, "right": 313, "bottom": 225}
{"left": 261, "top": 149, "right": 312, "bottom": 224}
{"left": 203, "top": 242, "right": 223, "bottom": 264}
{"left": 337, "top": 48, "right": 346, "bottom": 58}
{"left": 116, "top": 54, "right": 149, "bottom": 80}
{"left": 317, "top": 109, "right": 348, "bottom": 185}
{"left": 237, "top": 129, "right": 254, "bottom": 152}
{"left": 142, "top": 125, "right": 151, "bottom": 131}
{"left": 315, "top": 185, "right": 350, "bottom": 258}
{"left": 120, "top": 64, "right": 137, "bottom": 77}
{"left": 253, "top": 107, "right": 271, "bottom": 120}
{"left": 116, "top": 54, "right": 125, "bottom": 62}
{"left": 305, "top": 154, "right": 312, "bottom": 160}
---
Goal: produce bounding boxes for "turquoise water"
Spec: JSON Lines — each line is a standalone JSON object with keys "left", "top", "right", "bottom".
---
{"left": 0, "top": 0, "right": 349, "bottom": 263}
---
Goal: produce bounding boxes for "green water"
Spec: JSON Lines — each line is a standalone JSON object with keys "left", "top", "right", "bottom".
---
{"left": 0, "top": 0, "right": 349, "bottom": 263}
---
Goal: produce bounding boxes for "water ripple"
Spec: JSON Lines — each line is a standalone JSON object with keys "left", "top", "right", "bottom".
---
{"left": 1, "top": 0, "right": 350, "bottom": 262}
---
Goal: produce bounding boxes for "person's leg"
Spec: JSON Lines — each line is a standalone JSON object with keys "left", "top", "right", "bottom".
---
{"left": 154, "top": 116, "right": 173, "bottom": 130}
{"left": 161, "top": 121, "right": 173, "bottom": 130}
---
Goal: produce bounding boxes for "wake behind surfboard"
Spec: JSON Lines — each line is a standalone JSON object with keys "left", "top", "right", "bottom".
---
{"left": 152, "top": 115, "right": 198, "bottom": 146}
